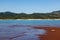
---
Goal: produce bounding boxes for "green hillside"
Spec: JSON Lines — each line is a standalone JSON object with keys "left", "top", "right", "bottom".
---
{"left": 0, "top": 10, "right": 60, "bottom": 19}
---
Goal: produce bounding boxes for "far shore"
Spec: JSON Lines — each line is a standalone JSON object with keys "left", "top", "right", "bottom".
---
{"left": 0, "top": 19, "right": 60, "bottom": 20}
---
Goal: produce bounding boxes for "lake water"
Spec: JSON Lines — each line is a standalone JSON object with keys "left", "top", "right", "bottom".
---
{"left": 0, "top": 20, "right": 60, "bottom": 40}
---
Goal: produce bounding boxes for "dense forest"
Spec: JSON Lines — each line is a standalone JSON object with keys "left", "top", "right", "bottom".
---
{"left": 0, "top": 10, "right": 60, "bottom": 19}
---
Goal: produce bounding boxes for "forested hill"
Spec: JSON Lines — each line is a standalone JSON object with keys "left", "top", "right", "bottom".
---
{"left": 0, "top": 10, "right": 60, "bottom": 19}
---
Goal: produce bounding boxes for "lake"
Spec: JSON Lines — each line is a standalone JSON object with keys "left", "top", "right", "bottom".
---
{"left": 0, "top": 19, "right": 60, "bottom": 40}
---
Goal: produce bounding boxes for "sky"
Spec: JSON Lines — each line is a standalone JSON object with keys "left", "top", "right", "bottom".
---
{"left": 0, "top": 0, "right": 60, "bottom": 13}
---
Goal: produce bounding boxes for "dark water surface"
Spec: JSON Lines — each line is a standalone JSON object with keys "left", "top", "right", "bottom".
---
{"left": 0, "top": 20, "right": 60, "bottom": 40}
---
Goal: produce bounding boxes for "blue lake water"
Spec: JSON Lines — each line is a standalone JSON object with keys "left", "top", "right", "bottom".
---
{"left": 0, "top": 20, "right": 60, "bottom": 40}
{"left": 0, "top": 20, "right": 60, "bottom": 26}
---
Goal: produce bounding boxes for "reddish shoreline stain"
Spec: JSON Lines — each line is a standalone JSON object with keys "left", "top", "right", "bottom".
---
{"left": 33, "top": 27, "right": 60, "bottom": 40}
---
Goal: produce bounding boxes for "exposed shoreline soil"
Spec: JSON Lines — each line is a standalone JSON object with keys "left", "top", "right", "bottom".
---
{"left": 33, "top": 27, "right": 60, "bottom": 40}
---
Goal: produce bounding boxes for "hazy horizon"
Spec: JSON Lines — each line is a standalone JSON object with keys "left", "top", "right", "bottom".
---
{"left": 0, "top": 0, "right": 60, "bottom": 14}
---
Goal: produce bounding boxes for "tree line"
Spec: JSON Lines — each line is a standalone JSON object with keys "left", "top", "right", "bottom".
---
{"left": 0, "top": 10, "right": 60, "bottom": 19}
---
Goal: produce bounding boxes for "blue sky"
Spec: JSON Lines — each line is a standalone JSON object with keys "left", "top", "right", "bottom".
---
{"left": 0, "top": 0, "right": 60, "bottom": 13}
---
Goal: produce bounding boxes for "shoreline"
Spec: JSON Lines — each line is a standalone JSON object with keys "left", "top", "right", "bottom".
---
{"left": 0, "top": 19, "right": 60, "bottom": 20}
{"left": 35, "top": 27, "right": 60, "bottom": 40}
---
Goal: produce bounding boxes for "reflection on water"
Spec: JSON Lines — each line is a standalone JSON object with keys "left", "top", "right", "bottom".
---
{"left": 0, "top": 25, "right": 46, "bottom": 40}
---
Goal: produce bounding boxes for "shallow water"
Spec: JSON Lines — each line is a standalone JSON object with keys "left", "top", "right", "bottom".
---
{"left": 0, "top": 20, "right": 60, "bottom": 40}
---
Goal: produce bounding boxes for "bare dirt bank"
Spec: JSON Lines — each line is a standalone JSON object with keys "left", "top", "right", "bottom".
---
{"left": 33, "top": 27, "right": 60, "bottom": 40}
